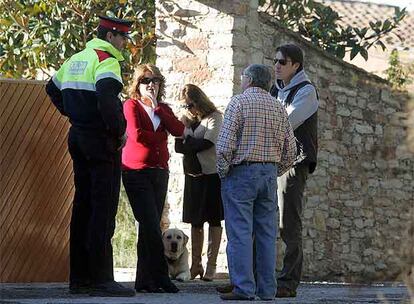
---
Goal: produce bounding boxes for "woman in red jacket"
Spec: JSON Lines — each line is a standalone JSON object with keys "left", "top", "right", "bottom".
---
{"left": 122, "top": 64, "right": 184, "bottom": 293}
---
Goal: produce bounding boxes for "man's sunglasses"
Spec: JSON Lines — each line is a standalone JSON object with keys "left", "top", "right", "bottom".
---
{"left": 181, "top": 103, "right": 194, "bottom": 110}
{"left": 140, "top": 77, "right": 162, "bottom": 85}
{"left": 273, "top": 58, "right": 291, "bottom": 66}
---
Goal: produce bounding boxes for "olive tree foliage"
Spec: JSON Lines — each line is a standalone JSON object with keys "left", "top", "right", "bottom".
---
{"left": 0, "top": 0, "right": 156, "bottom": 79}
{"left": 259, "top": 0, "right": 407, "bottom": 61}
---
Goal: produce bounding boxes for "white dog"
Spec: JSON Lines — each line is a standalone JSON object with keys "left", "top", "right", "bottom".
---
{"left": 162, "top": 228, "right": 191, "bottom": 282}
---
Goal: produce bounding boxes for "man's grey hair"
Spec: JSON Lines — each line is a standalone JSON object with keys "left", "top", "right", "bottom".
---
{"left": 243, "top": 64, "right": 272, "bottom": 91}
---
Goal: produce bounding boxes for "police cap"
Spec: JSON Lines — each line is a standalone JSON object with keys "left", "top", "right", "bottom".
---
{"left": 98, "top": 15, "right": 133, "bottom": 38}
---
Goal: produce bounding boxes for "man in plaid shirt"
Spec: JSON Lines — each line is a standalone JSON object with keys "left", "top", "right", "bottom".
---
{"left": 216, "top": 64, "right": 296, "bottom": 301}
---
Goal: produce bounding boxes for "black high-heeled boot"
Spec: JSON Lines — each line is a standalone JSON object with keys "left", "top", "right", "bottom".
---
{"left": 135, "top": 280, "right": 164, "bottom": 293}
{"left": 158, "top": 277, "right": 179, "bottom": 293}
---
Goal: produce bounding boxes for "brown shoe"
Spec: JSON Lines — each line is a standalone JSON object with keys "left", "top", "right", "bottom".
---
{"left": 275, "top": 287, "right": 297, "bottom": 298}
{"left": 220, "top": 291, "right": 254, "bottom": 301}
{"left": 216, "top": 284, "right": 234, "bottom": 293}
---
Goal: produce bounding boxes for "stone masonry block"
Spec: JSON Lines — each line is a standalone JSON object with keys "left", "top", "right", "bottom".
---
{"left": 208, "top": 33, "right": 233, "bottom": 49}
{"left": 173, "top": 56, "right": 206, "bottom": 72}
{"left": 199, "top": 16, "right": 234, "bottom": 32}
{"left": 185, "top": 37, "right": 209, "bottom": 51}
{"left": 207, "top": 50, "right": 233, "bottom": 67}
{"left": 344, "top": 200, "right": 363, "bottom": 207}
{"left": 337, "top": 106, "right": 351, "bottom": 116}
{"left": 187, "top": 68, "right": 213, "bottom": 85}
{"left": 314, "top": 211, "right": 327, "bottom": 231}
{"left": 355, "top": 124, "right": 374, "bottom": 134}
{"left": 327, "top": 218, "right": 341, "bottom": 229}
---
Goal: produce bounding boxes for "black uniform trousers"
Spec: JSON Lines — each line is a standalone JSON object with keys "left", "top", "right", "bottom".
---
{"left": 121, "top": 168, "right": 171, "bottom": 289}
{"left": 277, "top": 162, "right": 309, "bottom": 291}
{"left": 67, "top": 129, "right": 121, "bottom": 285}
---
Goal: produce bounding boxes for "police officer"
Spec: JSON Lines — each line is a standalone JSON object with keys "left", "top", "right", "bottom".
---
{"left": 46, "top": 15, "right": 135, "bottom": 297}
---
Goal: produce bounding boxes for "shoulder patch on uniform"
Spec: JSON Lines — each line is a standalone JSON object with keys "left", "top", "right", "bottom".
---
{"left": 68, "top": 61, "right": 88, "bottom": 75}
{"left": 94, "top": 49, "right": 113, "bottom": 62}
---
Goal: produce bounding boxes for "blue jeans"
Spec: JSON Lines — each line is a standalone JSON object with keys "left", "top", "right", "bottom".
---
{"left": 221, "top": 163, "right": 278, "bottom": 299}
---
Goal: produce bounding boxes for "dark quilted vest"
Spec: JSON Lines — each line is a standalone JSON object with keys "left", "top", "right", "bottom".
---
{"left": 270, "top": 81, "right": 318, "bottom": 174}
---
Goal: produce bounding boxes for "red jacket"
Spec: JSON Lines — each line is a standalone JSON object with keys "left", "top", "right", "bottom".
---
{"left": 122, "top": 99, "right": 184, "bottom": 170}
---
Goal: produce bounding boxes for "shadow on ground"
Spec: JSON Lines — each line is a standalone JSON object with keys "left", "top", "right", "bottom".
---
{"left": 0, "top": 280, "right": 411, "bottom": 304}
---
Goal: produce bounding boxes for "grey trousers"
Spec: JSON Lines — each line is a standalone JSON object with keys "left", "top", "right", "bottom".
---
{"left": 277, "top": 163, "right": 309, "bottom": 291}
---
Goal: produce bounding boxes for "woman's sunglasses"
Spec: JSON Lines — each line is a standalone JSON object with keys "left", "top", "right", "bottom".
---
{"left": 140, "top": 77, "right": 162, "bottom": 85}
{"left": 181, "top": 103, "right": 194, "bottom": 110}
{"left": 273, "top": 58, "right": 291, "bottom": 66}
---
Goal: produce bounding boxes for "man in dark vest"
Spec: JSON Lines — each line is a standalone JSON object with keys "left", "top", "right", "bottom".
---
{"left": 270, "top": 44, "right": 318, "bottom": 298}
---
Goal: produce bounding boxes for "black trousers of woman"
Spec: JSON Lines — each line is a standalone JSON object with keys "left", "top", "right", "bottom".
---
{"left": 122, "top": 168, "right": 178, "bottom": 293}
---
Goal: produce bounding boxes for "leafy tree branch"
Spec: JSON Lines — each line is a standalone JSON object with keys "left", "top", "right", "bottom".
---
{"left": 0, "top": 0, "right": 156, "bottom": 79}
{"left": 259, "top": 0, "right": 407, "bottom": 60}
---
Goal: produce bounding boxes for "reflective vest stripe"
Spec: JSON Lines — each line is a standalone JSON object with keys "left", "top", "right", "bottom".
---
{"left": 96, "top": 71, "right": 122, "bottom": 84}
{"left": 61, "top": 81, "right": 96, "bottom": 91}
{"left": 52, "top": 75, "right": 62, "bottom": 90}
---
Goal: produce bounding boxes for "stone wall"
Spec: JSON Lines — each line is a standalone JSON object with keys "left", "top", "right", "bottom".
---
{"left": 155, "top": 0, "right": 414, "bottom": 282}
{"left": 259, "top": 13, "right": 413, "bottom": 282}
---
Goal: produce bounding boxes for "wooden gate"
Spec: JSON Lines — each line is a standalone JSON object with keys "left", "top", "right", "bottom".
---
{"left": 0, "top": 79, "right": 73, "bottom": 282}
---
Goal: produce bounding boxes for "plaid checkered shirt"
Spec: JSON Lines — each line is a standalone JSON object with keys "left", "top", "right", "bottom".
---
{"left": 216, "top": 87, "right": 297, "bottom": 178}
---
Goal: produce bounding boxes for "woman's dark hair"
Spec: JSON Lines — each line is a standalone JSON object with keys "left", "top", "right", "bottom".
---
{"left": 180, "top": 84, "right": 218, "bottom": 119}
{"left": 276, "top": 44, "right": 304, "bottom": 72}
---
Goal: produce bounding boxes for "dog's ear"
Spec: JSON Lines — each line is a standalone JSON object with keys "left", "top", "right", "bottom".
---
{"left": 183, "top": 232, "right": 189, "bottom": 245}
{"left": 162, "top": 229, "right": 167, "bottom": 239}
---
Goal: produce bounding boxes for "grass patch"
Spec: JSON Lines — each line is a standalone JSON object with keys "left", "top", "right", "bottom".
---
{"left": 113, "top": 186, "right": 137, "bottom": 268}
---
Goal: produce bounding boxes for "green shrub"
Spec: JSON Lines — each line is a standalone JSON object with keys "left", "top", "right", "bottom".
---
{"left": 386, "top": 49, "right": 413, "bottom": 89}
{"left": 259, "top": 0, "right": 407, "bottom": 60}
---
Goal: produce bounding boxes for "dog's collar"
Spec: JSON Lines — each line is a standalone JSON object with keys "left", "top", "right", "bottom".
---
{"left": 166, "top": 257, "right": 177, "bottom": 263}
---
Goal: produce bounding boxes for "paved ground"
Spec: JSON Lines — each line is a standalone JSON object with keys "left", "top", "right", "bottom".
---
{"left": 0, "top": 280, "right": 411, "bottom": 304}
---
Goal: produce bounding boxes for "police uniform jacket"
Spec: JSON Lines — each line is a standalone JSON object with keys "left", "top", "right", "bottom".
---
{"left": 46, "top": 38, "right": 126, "bottom": 144}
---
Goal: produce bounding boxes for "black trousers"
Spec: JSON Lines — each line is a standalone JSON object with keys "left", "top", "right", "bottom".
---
{"left": 122, "top": 168, "right": 170, "bottom": 288}
{"left": 67, "top": 129, "right": 121, "bottom": 285}
{"left": 277, "top": 162, "right": 309, "bottom": 291}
